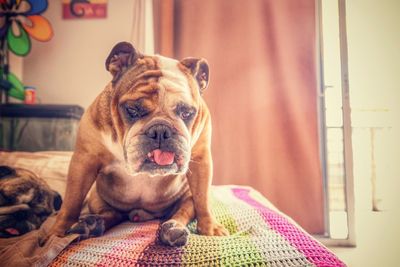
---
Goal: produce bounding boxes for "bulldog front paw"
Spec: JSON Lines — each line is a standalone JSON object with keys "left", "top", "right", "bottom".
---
{"left": 66, "top": 214, "right": 105, "bottom": 240}
{"left": 159, "top": 219, "right": 190, "bottom": 246}
{"left": 197, "top": 218, "right": 229, "bottom": 236}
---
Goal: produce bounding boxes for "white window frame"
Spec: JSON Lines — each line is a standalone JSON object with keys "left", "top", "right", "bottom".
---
{"left": 316, "top": 0, "right": 356, "bottom": 247}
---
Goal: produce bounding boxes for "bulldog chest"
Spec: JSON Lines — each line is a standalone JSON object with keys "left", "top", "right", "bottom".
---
{"left": 95, "top": 162, "right": 189, "bottom": 213}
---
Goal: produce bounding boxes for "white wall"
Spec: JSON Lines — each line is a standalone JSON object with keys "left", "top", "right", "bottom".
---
{"left": 346, "top": 0, "right": 400, "bottom": 216}
{"left": 347, "top": 0, "right": 400, "bottom": 113}
{"left": 23, "top": 0, "right": 135, "bottom": 109}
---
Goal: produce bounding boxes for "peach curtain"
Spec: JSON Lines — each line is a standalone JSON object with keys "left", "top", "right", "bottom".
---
{"left": 154, "top": 0, "right": 324, "bottom": 234}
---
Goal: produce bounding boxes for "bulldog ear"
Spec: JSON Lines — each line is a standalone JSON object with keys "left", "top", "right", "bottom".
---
{"left": 180, "top": 58, "right": 210, "bottom": 94}
{"left": 105, "top": 42, "right": 139, "bottom": 82}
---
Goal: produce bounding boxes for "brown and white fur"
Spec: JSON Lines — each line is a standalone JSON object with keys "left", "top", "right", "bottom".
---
{"left": 42, "top": 42, "right": 228, "bottom": 246}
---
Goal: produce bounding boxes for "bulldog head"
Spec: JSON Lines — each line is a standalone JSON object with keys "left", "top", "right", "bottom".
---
{"left": 0, "top": 166, "right": 62, "bottom": 237}
{"left": 105, "top": 42, "right": 210, "bottom": 176}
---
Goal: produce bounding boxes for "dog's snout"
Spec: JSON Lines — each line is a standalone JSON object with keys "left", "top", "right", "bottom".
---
{"left": 145, "top": 124, "right": 173, "bottom": 143}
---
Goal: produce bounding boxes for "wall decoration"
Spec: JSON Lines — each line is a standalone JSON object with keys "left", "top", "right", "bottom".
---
{"left": 62, "top": 0, "right": 107, "bottom": 19}
{"left": 0, "top": 0, "right": 53, "bottom": 103}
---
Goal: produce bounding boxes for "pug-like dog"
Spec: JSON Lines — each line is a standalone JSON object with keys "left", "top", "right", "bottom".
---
{"left": 44, "top": 42, "right": 228, "bottom": 246}
{"left": 0, "top": 166, "right": 62, "bottom": 238}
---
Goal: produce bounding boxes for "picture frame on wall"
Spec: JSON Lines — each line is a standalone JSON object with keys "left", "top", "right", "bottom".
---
{"left": 62, "top": 0, "right": 107, "bottom": 19}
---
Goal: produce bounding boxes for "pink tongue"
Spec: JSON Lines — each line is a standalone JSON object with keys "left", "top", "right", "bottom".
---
{"left": 153, "top": 149, "right": 175, "bottom": 166}
{"left": 5, "top": 228, "right": 19, "bottom": 235}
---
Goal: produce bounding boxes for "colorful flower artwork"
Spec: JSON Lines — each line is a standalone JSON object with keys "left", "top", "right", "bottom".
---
{"left": 0, "top": 0, "right": 53, "bottom": 56}
{"left": 0, "top": 67, "right": 24, "bottom": 100}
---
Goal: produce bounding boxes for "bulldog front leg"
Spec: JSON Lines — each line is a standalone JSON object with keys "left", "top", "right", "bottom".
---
{"left": 41, "top": 150, "right": 100, "bottom": 244}
{"left": 187, "top": 156, "right": 228, "bottom": 236}
{"left": 66, "top": 185, "right": 124, "bottom": 241}
{"left": 187, "top": 120, "right": 229, "bottom": 237}
{"left": 159, "top": 194, "right": 194, "bottom": 246}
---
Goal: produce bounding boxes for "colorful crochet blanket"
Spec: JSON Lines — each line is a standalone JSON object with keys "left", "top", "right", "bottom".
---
{"left": 50, "top": 186, "right": 345, "bottom": 267}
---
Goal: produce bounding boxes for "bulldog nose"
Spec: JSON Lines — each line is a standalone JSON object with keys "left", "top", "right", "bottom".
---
{"left": 145, "top": 124, "right": 172, "bottom": 143}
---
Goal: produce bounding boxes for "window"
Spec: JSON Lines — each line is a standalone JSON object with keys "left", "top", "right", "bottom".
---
{"left": 317, "top": 0, "right": 355, "bottom": 246}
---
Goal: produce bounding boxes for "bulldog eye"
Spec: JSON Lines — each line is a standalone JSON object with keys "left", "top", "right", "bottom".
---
{"left": 125, "top": 105, "right": 148, "bottom": 121}
{"left": 175, "top": 103, "right": 196, "bottom": 123}
{"left": 180, "top": 111, "right": 193, "bottom": 120}
{"left": 126, "top": 107, "right": 140, "bottom": 118}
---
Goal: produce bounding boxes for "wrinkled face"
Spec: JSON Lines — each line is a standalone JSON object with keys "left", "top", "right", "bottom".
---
{"left": 112, "top": 55, "right": 203, "bottom": 176}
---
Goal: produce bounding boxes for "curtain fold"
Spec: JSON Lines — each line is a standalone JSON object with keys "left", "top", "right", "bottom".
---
{"left": 153, "top": 0, "right": 174, "bottom": 57}
{"left": 131, "top": 0, "right": 154, "bottom": 54}
{"left": 154, "top": 0, "right": 324, "bottom": 234}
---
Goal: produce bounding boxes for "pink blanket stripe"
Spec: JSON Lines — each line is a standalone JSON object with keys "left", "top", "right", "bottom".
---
{"left": 232, "top": 187, "right": 346, "bottom": 267}
{"left": 95, "top": 221, "right": 159, "bottom": 266}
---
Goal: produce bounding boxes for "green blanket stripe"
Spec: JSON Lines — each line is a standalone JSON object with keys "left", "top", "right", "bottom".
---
{"left": 214, "top": 193, "right": 271, "bottom": 266}
{"left": 211, "top": 193, "right": 239, "bottom": 234}
{"left": 215, "top": 187, "right": 313, "bottom": 266}
{"left": 232, "top": 188, "right": 315, "bottom": 266}
{"left": 181, "top": 193, "right": 268, "bottom": 266}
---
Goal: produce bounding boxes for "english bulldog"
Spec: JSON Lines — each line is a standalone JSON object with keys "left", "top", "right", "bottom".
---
{"left": 44, "top": 42, "right": 228, "bottom": 246}
{"left": 0, "top": 166, "right": 62, "bottom": 238}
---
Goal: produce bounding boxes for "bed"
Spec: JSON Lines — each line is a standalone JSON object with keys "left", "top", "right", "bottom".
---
{"left": 0, "top": 151, "right": 345, "bottom": 266}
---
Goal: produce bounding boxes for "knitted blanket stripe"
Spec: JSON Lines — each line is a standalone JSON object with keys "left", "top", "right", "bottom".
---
{"left": 50, "top": 186, "right": 345, "bottom": 267}
{"left": 136, "top": 187, "right": 305, "bottom": 266}
{"left": 232, "top": 188, "right": 345, "bottom": 267}
{"left": 97, "top": 221, "right": 159, "bottom": 266}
